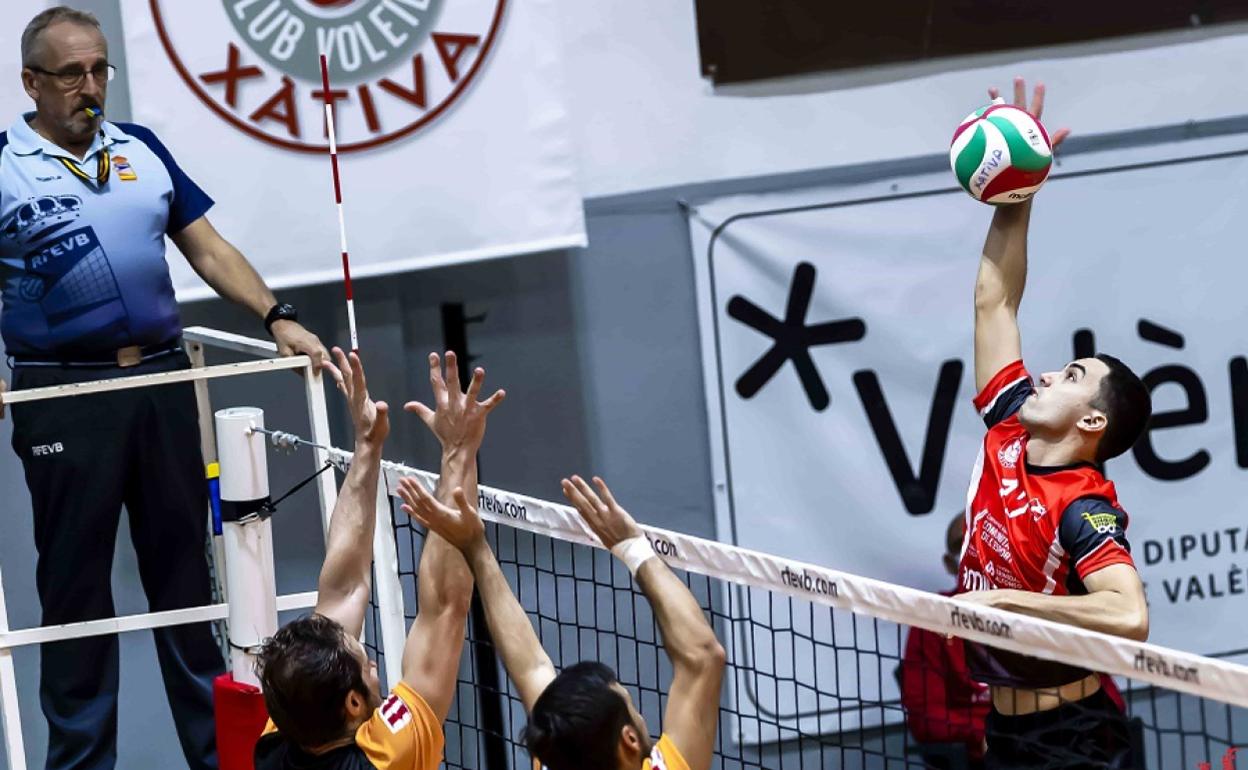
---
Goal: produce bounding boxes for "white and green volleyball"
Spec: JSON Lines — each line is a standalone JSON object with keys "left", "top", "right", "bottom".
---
{"left": 950, "top": 103, "right": 1053, "bottom": 204}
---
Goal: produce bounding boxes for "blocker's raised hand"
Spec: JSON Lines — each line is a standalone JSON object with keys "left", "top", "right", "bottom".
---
{"left": 323, "top": 346, "right": 389, "bottom": 447}
{"left": 404, "top": 351, "right": 505, "bottom": 452}
{"left": 561, "top": 475, "right": 643, "bottom": 550}
{"left": 396, "top": 478, "right": 484, "bottom": 552}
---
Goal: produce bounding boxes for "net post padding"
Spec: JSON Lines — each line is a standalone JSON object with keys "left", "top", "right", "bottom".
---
{"left": 314, "top": 447, "right": 1248, "bottom": 712}
{"left": 214, "top": 674, "right": 268, "bottom": 770}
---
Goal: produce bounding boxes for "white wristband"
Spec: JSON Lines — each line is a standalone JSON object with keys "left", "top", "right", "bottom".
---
{"left": 610, "top": 536, "right": 656, "bottom": 576}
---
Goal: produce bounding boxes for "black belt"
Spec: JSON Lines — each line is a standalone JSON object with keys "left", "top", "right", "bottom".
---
{"left": 9, "top": 338, "right": 183, "bottom": 369}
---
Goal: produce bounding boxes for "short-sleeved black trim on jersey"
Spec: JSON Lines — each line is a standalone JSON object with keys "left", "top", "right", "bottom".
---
{"left": 981, "top": 377, "right": 1034, "bottom": 429}
{"left": 1060, "top": 497, "right": 1132, "bottom": 594}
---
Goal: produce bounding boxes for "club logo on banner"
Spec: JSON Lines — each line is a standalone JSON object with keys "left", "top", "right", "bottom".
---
{"left": 149, "top": 0, "right": 506, "bottom": 152}
{"left": 122, "top": 0, "right": 583, "bottom": 297}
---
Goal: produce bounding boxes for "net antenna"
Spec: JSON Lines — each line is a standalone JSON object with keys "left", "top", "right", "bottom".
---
{"left": 318, "top": 54, "right": 359, "bottom": 353}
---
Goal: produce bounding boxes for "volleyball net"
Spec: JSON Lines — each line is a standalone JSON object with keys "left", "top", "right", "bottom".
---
{"left": 319, "top": 447, "right": 1248, "bottom": 770}
{"left": 1, "top": 327, "right": 1244, "bottom": 770}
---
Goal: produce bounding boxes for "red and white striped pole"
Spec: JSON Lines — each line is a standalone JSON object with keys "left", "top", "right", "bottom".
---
{"left": 319, "top": 54, "right": 359, "bottom": 352}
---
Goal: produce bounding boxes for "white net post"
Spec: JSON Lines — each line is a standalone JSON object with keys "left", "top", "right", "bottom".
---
{"left": 304, "top": 368, "right": 338, "bottom": 537}
{"left": 371, "top": 482, "right": 407, "bottom": 691}
{"left": 215, "top": 407, "right": 279, "bottom": 687}
{"left": 186, "top": 341, "right": 228, "bottom": 607}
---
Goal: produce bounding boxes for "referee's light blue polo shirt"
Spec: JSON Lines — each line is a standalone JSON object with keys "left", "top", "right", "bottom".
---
{"left": 0, "top": 114, "right": 213, "bottom": 359}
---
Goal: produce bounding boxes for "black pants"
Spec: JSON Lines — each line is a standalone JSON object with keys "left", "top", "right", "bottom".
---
{"left": 10, "top": 352, "right": 224, "bottom": 770}
{"left": 985, "top": 689, "right": 1134, "bottom": 770}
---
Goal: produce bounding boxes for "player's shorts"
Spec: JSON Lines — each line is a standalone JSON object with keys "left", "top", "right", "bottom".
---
{"left": 984, "top": 688, "right": 1134, "bottom": 769}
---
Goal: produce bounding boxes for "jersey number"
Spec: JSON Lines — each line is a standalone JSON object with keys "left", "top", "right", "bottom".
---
{"left": 998, "top": 478, "right": 1030, "bottom": 519}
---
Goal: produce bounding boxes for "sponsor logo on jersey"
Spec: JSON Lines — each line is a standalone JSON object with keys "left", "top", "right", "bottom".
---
{"left": 997, "top": 438, "right": 1022, "bottom": 469}
{"left": 961, "top": 567, "right": 992, "bottom": 592}
{"left": 1082, "top": 511, "right": 1118, "bottom": 534}
{"left": 380, "top": 692, "right": 412, "bottom": 733}
{"left": 648, "top": 744, "right": 669, "bottom": 770}
{"left": 979, "top": 517, "right": 1013, "bottom": 561}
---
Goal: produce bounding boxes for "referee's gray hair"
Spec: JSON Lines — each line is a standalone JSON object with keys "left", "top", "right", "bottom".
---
{"left": 21, "top": 6, "right": 103, "bottom": 68}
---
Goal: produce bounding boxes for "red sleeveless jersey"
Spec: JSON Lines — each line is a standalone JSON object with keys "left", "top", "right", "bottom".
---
{"left": 955, "top": 361, "right": 1136, "bottom": 686}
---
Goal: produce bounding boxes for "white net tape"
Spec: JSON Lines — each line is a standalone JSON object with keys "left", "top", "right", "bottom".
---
{"left": 308, "top": 444, "right": 1248, "bottom": 711}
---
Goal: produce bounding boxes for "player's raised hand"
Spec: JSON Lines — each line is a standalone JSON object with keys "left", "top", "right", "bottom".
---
{"left": 323, "top": 347, "right": 389, "bottom": 448}
{"left": 988, "top": 77, "right": 1070, "bottom": 149}
{"left": 561, "top": 475, "right": 643, "bottom": 550}
{"left": 404, "top": 351, "right": 505, "bottom": 453}
{"left": 396, "top": 477, "right": 485, "bottom": 552}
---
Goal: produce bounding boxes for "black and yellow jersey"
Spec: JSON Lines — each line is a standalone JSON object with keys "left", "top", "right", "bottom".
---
{"left": 255, "top": 682, "right": 443, "bottom": 769}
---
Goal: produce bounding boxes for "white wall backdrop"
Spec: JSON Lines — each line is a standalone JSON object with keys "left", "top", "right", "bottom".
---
{"left": 0, "top": 5, "right": 40, "bottom": 118}
{"left": 555, "top": 1, "right": 1248, "bottom": 197}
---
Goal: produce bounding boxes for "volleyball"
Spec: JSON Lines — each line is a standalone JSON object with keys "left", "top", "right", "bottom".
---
{"left": 950, "top": 102, "right": 1053, "bottom": 204}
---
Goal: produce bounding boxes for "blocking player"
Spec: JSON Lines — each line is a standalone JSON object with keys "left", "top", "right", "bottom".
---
{"left": 398, "top": 474, "right": 726, "bottom": 770}
{"left": 253, "top": 349, "right": 503, "bottom": 769}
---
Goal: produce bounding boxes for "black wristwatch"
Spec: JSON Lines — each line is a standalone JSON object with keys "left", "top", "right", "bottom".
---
{"left": 264, "top": 303, "right": 299, "bottom": 335}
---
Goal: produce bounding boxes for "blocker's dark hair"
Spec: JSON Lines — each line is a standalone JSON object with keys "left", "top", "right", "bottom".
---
{"left": 522, "top": 661, "right": 633, "bottom": 770}
{"left": 255, "top": 614, "right": 368, "bottom": 748}
{"left": 1090, "top": 353, "right": 1151, "bottom": 463}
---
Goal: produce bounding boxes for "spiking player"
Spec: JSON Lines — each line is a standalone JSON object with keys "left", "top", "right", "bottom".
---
{"left": 954, "top": 78, "right": 1153, "bottom": 768}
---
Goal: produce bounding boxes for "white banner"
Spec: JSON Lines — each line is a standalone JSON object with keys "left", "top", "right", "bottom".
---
{"left": 689, "top": 135, "right": 1248, "bottom": 665}
{"left": 120, "top": 0, "right": 585, "bottom": 300}
{"left": 0, "top": 6, "right": 39, "bottom": 121}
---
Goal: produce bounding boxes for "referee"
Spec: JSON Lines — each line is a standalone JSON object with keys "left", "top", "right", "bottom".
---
{"left": 0, "top": 8, "right": 327, "bottom": 770}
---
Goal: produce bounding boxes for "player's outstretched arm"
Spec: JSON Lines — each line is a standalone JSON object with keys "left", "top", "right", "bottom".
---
{"left": 399, "top": 482, "right": 557, "bottom": 712}
{"left": 314, "top": 348, "right": 390, "bottom": 639}
{"left": 973, "top": 78, "right": 1071, "bottom": 392}
{"left": 562, "top": 476, "right": 726, "bottom": 770}
{"left": 961, "top": 564, "right": 1148, "bottom": 641}
{"left": 394, "top": 353, "right": 506, "bottom": 721}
